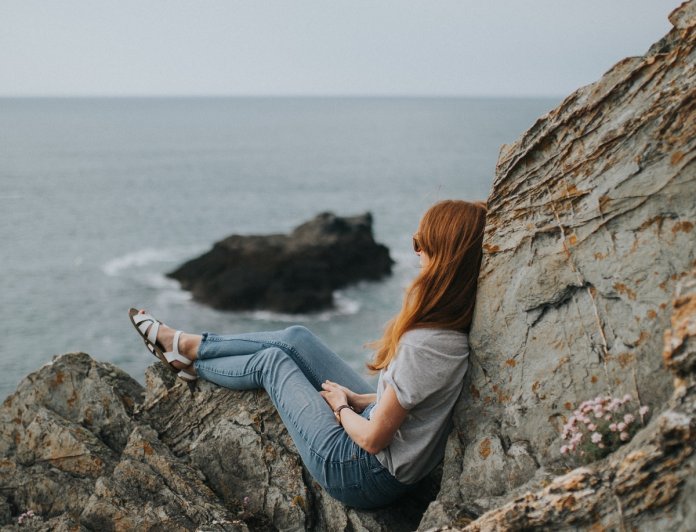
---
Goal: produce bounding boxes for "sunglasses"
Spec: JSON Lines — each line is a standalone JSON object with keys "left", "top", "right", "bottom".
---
{"left": 412, "top": 233, "right": 422, "bottom": 254}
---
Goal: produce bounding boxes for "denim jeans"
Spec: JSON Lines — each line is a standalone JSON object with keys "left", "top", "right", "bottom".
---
{"left": 193, "top": 325, "right": 411, "bottom": 509}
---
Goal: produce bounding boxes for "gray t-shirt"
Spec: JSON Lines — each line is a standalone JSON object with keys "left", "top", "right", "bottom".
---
{"left": 373, "top": 328, "right": 469, "bottom": 484}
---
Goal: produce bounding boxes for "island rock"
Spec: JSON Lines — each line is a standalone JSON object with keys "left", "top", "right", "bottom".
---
{"left": 168, "top": 212, "right": 393, "bottom": 314}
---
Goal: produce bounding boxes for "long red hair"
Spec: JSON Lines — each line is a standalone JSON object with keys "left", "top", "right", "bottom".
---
{"left": 367, "top": 200, "right": 487, "bottom": 372}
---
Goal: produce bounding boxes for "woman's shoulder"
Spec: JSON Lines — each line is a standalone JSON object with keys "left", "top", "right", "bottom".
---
{"left": 399, "top": 328, "right": 469, "bottom": 356}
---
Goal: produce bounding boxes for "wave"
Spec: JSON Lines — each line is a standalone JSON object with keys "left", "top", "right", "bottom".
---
{"left": 245, "top": 291, "right": 361, "bottom": 323}
{"left": 102, "top": 247, "right": 198, "bottom": 277}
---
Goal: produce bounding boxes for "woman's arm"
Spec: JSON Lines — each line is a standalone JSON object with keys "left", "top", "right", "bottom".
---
{"left": 320, "top": 381, "right": 408, "bottom": 455}
{"left": 350, "top": 392, "right": 377, "bottom": 412}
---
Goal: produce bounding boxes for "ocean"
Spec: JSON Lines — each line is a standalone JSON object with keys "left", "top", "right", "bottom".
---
{"left": 1, "top": 96, "right": 558, "bottom": 399}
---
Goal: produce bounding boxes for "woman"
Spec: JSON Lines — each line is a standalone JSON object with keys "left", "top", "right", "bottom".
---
{"left": 129, "top": 199, "right": 486, "bottom": 509}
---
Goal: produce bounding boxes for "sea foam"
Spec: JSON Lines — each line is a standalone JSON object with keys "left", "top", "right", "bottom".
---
{"left": 102, "top": 247, "right": 198, "bottom": 277}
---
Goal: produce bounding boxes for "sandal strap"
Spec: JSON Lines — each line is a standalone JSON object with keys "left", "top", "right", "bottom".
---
{"left": 164, "top": 351, "right": 190, "bottom": 365}
{"left": 130, "top": 310, "right": 196, "bottom": 382}
{"left": 147, "top": 320, "right": 159, "bottom": 346}
{"left": 133, "top": 313, "right": 160, "bottom": 345}
{"left": 163, "top": 330, "right": 192, "bottom": 366}
{"left": 177, "top": 370, "right": 197, "bottom": 381}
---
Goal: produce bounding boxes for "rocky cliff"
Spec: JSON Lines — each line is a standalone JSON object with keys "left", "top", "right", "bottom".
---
{"left": 1, "top": 2, "right": 694, "bottom": 530}
{"left": 0, "top": 353, "right": 437, "bottom": 531}
{"left": 422, "top": 0, "right": 695, "bottom": 528}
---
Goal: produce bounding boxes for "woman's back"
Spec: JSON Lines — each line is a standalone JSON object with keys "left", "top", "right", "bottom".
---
{"left": 374, "top": 328, "right": 470, "bottom": 484}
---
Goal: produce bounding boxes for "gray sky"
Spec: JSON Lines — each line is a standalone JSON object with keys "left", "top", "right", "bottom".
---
{"left": 0, "top": 0, "right": 684, "bottom": 97}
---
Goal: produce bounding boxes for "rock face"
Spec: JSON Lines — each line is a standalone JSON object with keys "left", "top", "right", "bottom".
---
{"left": 448, "top": 269, "right": 696, "bottom": 532}
{"left": 168, "top": 212, "right": 393, "bottom": 314}
{"left": 0, "top": 354, "right": 436, "bottom": 531}
{"left": 421, "top": 0, "right": 696, "bottom": 527}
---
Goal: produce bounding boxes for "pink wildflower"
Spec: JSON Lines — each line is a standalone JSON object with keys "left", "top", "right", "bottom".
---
{"left": 639, "top": 405, "right": 649, "bottom": 416}
{"left": 620, "top": 432, "right": 630, "bottom": 441}
{"left": 591, "top": 432, "right": 602, "bottom": 443}
{"left": 622, "top": 393, "right": 632, "bottom": 403}
{"left": 609, "top": 423, "right": 618, "bottom": 432}
{"left": 588, "top": 423, "right": 597, "bottom": 431}
{"left": 560, "top": 445, "right": 569, "bottom": 455}
{"left": 618, "top": 422, "right": 627, "bottom": 432}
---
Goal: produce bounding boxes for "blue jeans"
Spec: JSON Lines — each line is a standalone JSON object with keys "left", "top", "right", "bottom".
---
{"left": 193, "top": 325, "right": 411, "bottom": 509}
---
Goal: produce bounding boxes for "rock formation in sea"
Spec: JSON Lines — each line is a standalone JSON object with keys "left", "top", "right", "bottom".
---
{"left": 1, "top": 2, "right": 694, "bottom": 530}
{"left": 167, "top": 212, "right": 393, "bottom": 314}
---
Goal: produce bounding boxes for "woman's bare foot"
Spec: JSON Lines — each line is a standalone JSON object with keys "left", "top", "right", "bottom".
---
{"left": 137, "top": 310, "right": 201, "bottom": 374}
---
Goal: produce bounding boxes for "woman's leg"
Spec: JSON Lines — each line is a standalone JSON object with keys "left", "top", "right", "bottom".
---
{"left": 197, "top": 326, "right": 374, "bottom": 394}
{"left": 195, "top": 344, "right": 409, "bottom": 509}
{"left": 139, "top": 313, "right": 373, "bottom": 395}
{"left": 195, "top": 344, "right": 356, "bottom": 494}
{"left": 138, "top": 315, "right": 406, "bottom": 507}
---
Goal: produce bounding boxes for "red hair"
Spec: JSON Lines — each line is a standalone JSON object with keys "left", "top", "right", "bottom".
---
{"left": 368, "top": 200, "right": 486, "bottom": 372}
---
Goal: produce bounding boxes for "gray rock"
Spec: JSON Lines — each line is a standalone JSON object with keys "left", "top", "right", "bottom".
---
{"left": 0, "top": 352, "right": 431, "bottom": 530}
{"left": 0, "top": 354, "right": 244, "bottom": 531}
{"left": 421, "top": 0, "right": 696, "bottom": 526}
{"left": 461, "top": 268, "right": 696, "bottom": 531}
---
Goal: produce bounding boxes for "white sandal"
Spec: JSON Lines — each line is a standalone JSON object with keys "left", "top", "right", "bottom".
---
{"left": 128, "top": 308, "right": 197, "bottom": 382}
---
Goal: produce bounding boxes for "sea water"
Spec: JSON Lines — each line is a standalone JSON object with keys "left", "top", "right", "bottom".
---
{"left": 0, "top": 97, "right": 558, "bottom": 399}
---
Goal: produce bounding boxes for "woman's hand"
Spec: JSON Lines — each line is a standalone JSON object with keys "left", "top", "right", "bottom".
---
{"left": 320, "top": 380, "right": 349, "bottom": 411}
{"left": 321, "top": 382, "right": 408, "bottom": 454}
{"left": 321, "top": 380, "right": 377, "bottom": 414}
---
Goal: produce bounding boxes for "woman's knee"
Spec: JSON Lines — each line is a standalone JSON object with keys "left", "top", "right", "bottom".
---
{"left": 283, "top": 325, "right": 316, "bottom": 344}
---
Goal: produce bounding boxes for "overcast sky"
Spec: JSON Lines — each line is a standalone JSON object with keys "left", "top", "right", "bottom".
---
{"left": 0, "top": 0, "right": 684, "bottom": 97}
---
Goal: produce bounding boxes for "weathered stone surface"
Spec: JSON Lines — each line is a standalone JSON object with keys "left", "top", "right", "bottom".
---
{"left": 143, "top": 365, "right": 309, "bottom": 531}
{"left": 0, "top": 355, "right": 244, "bottom": 531}
{"left": 0, "top": 354, "right": 433, "bottom": 531}
{"left": 142, "top": 363, "right": 438, "bottom": 531}
{"left": 80, "top": 425, "right": 244, "bottom": 531}
{"left": 421, "top": 268, "right": 696, "bottom": 531}
{"left": 168, "top": 212, "right": 393, "bottom": 313}
{"left": 421, "top": 0, "right": 696, "bottom": 526}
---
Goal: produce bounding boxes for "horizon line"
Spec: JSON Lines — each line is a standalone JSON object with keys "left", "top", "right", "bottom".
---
{"left": 0, "top": 93, "right": 565, "bottom": 100}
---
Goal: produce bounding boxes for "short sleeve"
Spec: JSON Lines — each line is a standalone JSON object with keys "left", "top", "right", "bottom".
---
{"left": 382, "top": 341, "right": 452, "bottom": 410}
